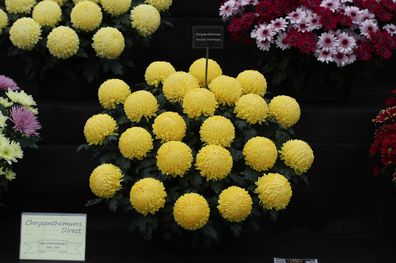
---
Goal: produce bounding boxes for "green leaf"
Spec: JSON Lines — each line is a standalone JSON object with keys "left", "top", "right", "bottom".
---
{"left": 269, "top": 210, "right": 278, "bottom": 222}
{"left": 229, "top": 224, "right": 242, "bottom": 237}
{"left": 230, "top": 172, "right": 245, "bottom": 185}
{"left": 108, "top": 198, "right": 118, "bottom": 212}
{"left": 230, "top": 148, "right": 243, "bottom": 162}
{"left": 77, "top": 144, "right": 90, "bottom": 152}
{"left": 85, "top": 198, "right": 102, "bottom": 207}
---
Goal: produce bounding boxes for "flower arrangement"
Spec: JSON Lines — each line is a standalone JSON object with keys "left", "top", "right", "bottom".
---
{"left": 80, "top": 58, "right": 314, "bottom": 245}
{"left": 0, "top": 0, "right": 173, "bottom": 81}
{"left": 370, "top": 89, "right": 396, "bottom": 186}
{"left": 0, "top": 75, "right": 41, "bottom": 201}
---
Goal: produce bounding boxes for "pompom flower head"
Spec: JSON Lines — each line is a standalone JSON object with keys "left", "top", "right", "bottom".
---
{"left": 124, "top": 91, "right": 158, "bottom": 122}
{"left": 243, "top": 137, "right": 278, "bottom": 172}
{"left": 209, "top": 75, "right": 242, "bottom": 106}
{"left": 189, "top": 58, "right": 222, "bottom": 87}
{"left": 0, "top": 9, "right": 8, "bottom": 34}
{"left": 196, "top": 145, "right": 233, "bottom": 181}
{"left": 162, "top": 72, "right": 200, "bottom": 103}
{"left": 0, "top": 75, "right": 19, "bottom": 91}
{"left": 269, "top": 95, "right": 301, "bottom": 128}
{"left": 200, "top": 116, "right": 235, "bottom": 147}
{"left": 255, "top": 173, "right": 292, "bottom": 211}
{"left": 130, "top": 178, "right": 167, "bottom": 216}
{"left": 235, "top": 94, "right": 269, "bottom": 124}
{"left": 5, "top": 0, "right": 36, "bottom": 14}
{"left": 118, "top": 127, "right": 153, "bottom": 160}
{"left": 130, "top": 4, "right": 161, "bottom": 37}
{"left": 32, "top": 0, "right": 62, "bottom": 27}
{"left": 152, "top": 112, "right": 186, "bottom": 142}
{"left": 145, "top": 61, "right": 176, "bottom": 87}
{"left": 9, "top": 18, "right": 41, "bottom": 51}
{"left": 47, "top": 26, "right": 80, "bottom": 59}
{"left": 101, "top": 0, "right": 131, "bottom": 16}
{"left": 279, "top": 140, "right": 314, "bottom": 175}
{"left": 10, "top": 106, "right": 41, "bottom": 137}
{"left": 92, "top": 27, "right": 125, "bottom": 59}
{"left": 145, "top": 0, "right": 173, "bottom": 12}
{"left": 89, "top": 163, "right": 124, "bottom": 199}
{"left": 173, "top": 193, "right": 210, "bottom": 231}
{"left": 183, "top": 88, "right": 218, "bottom": 119}
{"left": 156, "top": 141, "right": 193, "bottom": 177}
{"left": 98, "top": 79, "right": 131, "bottom": 109}
{"left": 49, "top": 0, "right": 68, "bottom": 6}
{"left": 237, "top": 70, "right": 267, "bottom": 96}
{"left": 84, "top": 114, "right": 117, "bottom": 145}
{"left": 218, "top": 186, "right": 252, "bottom": 222}
{"left": 71, "top": 1, "right": 103, "bottom": 32}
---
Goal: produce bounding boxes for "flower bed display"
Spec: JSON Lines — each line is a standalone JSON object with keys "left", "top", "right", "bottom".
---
{"left": 80, "top": 58, "right": 314, "bottom": 245}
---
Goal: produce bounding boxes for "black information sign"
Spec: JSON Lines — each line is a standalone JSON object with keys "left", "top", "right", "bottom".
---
{"left": 192, "top": 26, "right": 224, "bottom": 49}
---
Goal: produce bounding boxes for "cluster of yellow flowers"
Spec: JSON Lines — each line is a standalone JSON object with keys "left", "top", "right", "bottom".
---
{"left": 1, "top": 0, "right": 172, "bottom": 59}
{"left": 84, "top": 58, "right": 314, "bottom": 231}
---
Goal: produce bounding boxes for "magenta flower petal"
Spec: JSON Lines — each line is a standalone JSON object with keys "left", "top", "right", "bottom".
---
{"left": 0, "top": 75, "right": 20, "bottom": 91}
{"left": 10, "top": 106, "right": 41, "bottom": 136}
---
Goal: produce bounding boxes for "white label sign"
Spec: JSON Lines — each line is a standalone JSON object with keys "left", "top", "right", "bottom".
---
{"left": 20, "top": 212, "right": 87, "bottom": 261}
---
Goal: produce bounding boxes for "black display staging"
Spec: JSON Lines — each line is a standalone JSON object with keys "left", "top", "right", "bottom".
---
{"left": 0, "top": 1, "right": 395, "bottom": 262}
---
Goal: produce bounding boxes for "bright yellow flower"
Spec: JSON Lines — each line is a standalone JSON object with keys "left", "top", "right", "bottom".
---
{"left": 130, "top": 178, "right": 167, "bottom": 216}
{"left": 71, "top": 1, "right": 102, "bottom": 32}
{"left": 32, "top": 0, "right": 61, "bottom": 27}
{"left": 162, "top": 72, "right": 200, "bottom": 103}
{"left": 0, "top": 9, "right": 9, "bottom": 33}
{"left": 92, "top": 27, "right": 125, "bottom": 59}
{"left": 47, "top": 26, "right": 79, "bottom": 59}
{"left": 243, "top": 137, "right": 277, "bottom": 172}
{"left": 200, "top": 116, "right": 235, "bottom": 147}
{"left": 5, "top": 0, "right": 36, "bottom": 14}
{"left": 98, "top": 79, "right": 131, "bottom": 109}
{"left": 234, "top": 94, "right": 268, "bottom": 124}
{"left": 145, "top": 61, "right": 176, "bottom": 87}
{"left": 74, "top": 0, "right": 99, "bottom": 3}
{"left": 118, "top": 127, "right": 153, "bottom": 160}
{"left": 156, "top": 141, "right": 192, "bottom": 177}
{"left": 49, "top": 0, "right": 68, "bottom": 6}
{"left": 130, "top": 4, "right": 161, "bottom": 37}
{"left": 123, "top": 91, "right": 158, "bottom": 122}
{"left": 173, "top": 193, "right": 210, "bottom": 231}
{"left": 268, "top": 95, "right": 301, "bottom": 128}
{"left": 209, "top": 75, "right": 242, "bottom": 106}
{"left": 83, "top": 114, "right": 117, "bottom": 145}
{"left": 9, "top": 18, "right": 41, "bottom": 51}
{"left": 237, "top": 70, "right": 267, "bottom": 96}
{"left": 279, "top": 140, "right": 314, "bottom": 175}
{"left": 189, "top": 58, "right": 222, "bottom": 87}
{"left": 101, "top": 0, "right": 131, "bottom": 16}
{"left": 183, "top": 88, "right": 218, "bottom": 119}
{"left": 196, "top": 145, "right": 233, "bottom": 181}
{"left": 89, "top": 163, "right": 124, "bottom": 199}
{"left": 145, "top": 0, "right": 172, "bottom": 11}
{"left": 152, "top": 112, "right": 186, "bottom": 142}
{"left": 255, "top": 173, "right": 292, "bottom": 211}
{"left": 218, "top": 186, "right": 252, "bottom": 222}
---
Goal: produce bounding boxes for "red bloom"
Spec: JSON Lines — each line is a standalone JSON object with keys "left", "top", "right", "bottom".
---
{"left": 337, "top": 13, "right": 353, "bottom": 27}
{"left": 385, "top": 97, "right": 396, "bottom": 107}
{"left": 256, "top": 0, "right": 278, "bottom": 23}
{"left": 355, "top": 41, "right": 373, "bottom": 61}
{"left": 318, "top": 8, "right": 338, "bottom": 31}
{"left": 299, "top": 0, "right": 321, "bottom": 10}
{"left": 295, "top": 32, "right": 317, "bottom": 54}
{"left": 284, "top": 28, "right": 304, "bottom": 46}
{"left": 382, "top": 0, "right": 396, "bottom": 12}
{"left": 227, "top": 13, "right": 256, "bottom": 44}
{"left": 373, "top": 6, "right": 394, "bottom": 22}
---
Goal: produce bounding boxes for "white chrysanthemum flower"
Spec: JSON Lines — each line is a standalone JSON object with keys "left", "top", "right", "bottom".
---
{"left": 317, "top": 32, "right": 338, "bottom": 51}
{"left": 6, "top": 90, "right": 36, "bottom": 107}
{"left": 383, "top": 24, "right": 396, "bottom": 36}
{"left": 360, "top": 19, "right": 378, "bottom": 38}
{"left": 287, "top": 8, "right": 307, "bottom": 24}
{"left": 315, "top": 49, "right": 335, "bottom": 63}
{"left": 336, "top": 32, "right": 356, "bottom": 53}
{"left": 256, "top": 39, "right": 271, "bottom": 51}
{"left": 219, "top": 0, "right": 240, "bottom": 20}
{"left": 320, "top": 0, "right": 341, "bottom": 12}
{"left": 275, "top": 32, "right": 290, "bottom": 50}
{"left": 271, "top": 18, "right": 288, "bottom": 33}
{"left": 251, "top": 23, "right": 275, "bottom": 42}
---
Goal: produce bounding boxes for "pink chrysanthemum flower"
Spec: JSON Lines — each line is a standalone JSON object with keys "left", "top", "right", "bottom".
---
{"left": 252, "top": 23, "right": 276, "bottom": 42}
{"left": 336, "top": 32, "right": 356, "bottom": 53}
{"left": 318, "top": 32, "right": 338, "bottom": 51}
{"left": 256, "top": 39, "right": 271, "bottom": 51}
{"left": 271, "top": 18, "right": 288, "bottom": 33}
{"left": 360, "top": 19, "right": 378, "bottom": 38}
{"left": 316, "top": 49, "right": 335, "bottom": 63}
{"left": 0, "top": 75, "right": 19, "bottom": 91}
{"left": 10, "top": 106, "right": 41, "bottom": 137}
{"left": 320, "top": 0, "right": 341, "bottom": 12}
{"left": 384, "top": 24, "right": 396, "bottom": 36}
{"left": 275, "top": 32, "right": 290, "bottom": 50}
{"left": 219, "top": 0, "right": 240, "bottom": 20}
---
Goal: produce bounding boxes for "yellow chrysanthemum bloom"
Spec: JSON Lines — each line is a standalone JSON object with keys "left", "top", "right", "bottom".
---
{"left": 157, "top": 141, "right": 192, "bottom": 177}
{"left": 268, "top": 95, "right": 301, "bottom": 128}
{"left": 279, "top": 140, "right": 314, "bottom": 175}
{"left": 183, "top": 88, "right": 218, "bottom": 119}
{"left": 218, "top": 186, "right": 252, "bottom": 222}
{"left": 32, "top": 0, "right": 61, "bottom": 27}
{"left": 84, "top": 114, "right": 117, "bottom": 145}
{"left": 200, "top": 116, "right": 235, "bottom": 147}
{"left": 162, "top": 72, "right": 200, "bottom": 103}
{"left": 196, "top": 145, "right": 233, "bottom": 181}
{"left": 49, "top": 0, "right": 68, "bottom": 6}
{"left": 235, "top": 94, "right": 269, "bottom": 124}
{"left": 173, "top": 193, "right": 210, "bottom": 231}
{"left": 145, "top": 61, "right": 176, "bottom": 87}
{"left": 189, "top": 58, "right": 222, "bottom": 87}
{"left": 124, "top": 91, "right": 158, "bottom": 122}
{"left": 71, "top": 1, "right": 102, "bottom": 32}
{"left": 130, "top": 4, "right": 161, "bottom": 37}
{"left": 243, "top": 137, "right": 277, "bottom": 172}
{"left": 73, "top": 0, "right": 99, "bottom": 3}
{"left": 237, "top": 70, "right": 267, "bottom": 96}
{"left": 9, "top": 18, "right": 41, "bottom": 51}
{"left": 101, "top": 0, "right": 131, "bottom": 16}
{"left": 255, "top": 173, "right": 292, "bottom": 211}
{"left": 152, "top": 112, "right": 186, "bottom": 142}
{"left": 5, "top": 0, "right": 36, "bottom": 14}
{"left": 92, "top": 27, "right": 125, "bottom": 59}
{"left": 89, "top": 163, "right": 124, "bottom": 199}
{"left": 98, "top": 79, "right": 131, "bottom": 109}
{"left": 118, "top": 127, "right": 153, "bottom": 160}
{"left": 145, "top": 0, "right": 172, "bottom": 11}
{"left": 47, "top": 26, "right": 79, "bottom": 59}
{"left": 209, "top": 75, "right": 242, "bottom": 106}
{"left": 0, "top": 9, "right": 8, "bottom": 34}
{"left": 130, "top": 178, "right": 167, "bottom": 216}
